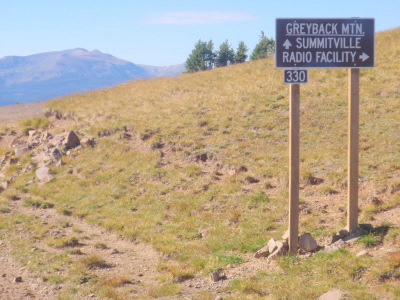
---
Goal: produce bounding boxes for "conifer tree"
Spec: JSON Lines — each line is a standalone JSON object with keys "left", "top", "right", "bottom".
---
{"left": 250, "top": 31, "right": 275, "bottom": 61}
{"left": 234, "top": 41, "right": 248, "bottom": 63}
{"left": 216, "top": 40, "right": 235, "bottom": 67}
{"left": 185, "top": 39, "right": 215, "bottom": 73}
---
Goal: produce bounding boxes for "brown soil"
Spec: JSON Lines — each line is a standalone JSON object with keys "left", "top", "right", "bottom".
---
{"left": 0, "top": 101, "right": 46, "bottom": 124}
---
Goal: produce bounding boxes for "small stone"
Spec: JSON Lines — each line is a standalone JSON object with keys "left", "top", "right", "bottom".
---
{"left": 210, "top": 268, "right": 225, "bottom": 282}
{"left": 227, "top": 169, "right": 236, "bottom": 176}
{"left": 254, "top": 245, "right": 269, "bottom": 258}
{"left": 324, "top": 239, "right": 345, "bottom": 253}
{"left": 386, "top": 248, "right": 399, "bottom": 253}
{"left": 245, "top": 176, "right": 259, "bottom": 184}
{"left": 27, "top": 130, "right": 37, "bottom": 143}
{"left": 351, "top": 227, "right": 366, "bottom": 235}
{"left": 64, "top": 131, "right": 80, "bottom": 149}
{"left": 359, "top": 223, "right": 374, "bottom": 232}
{"left": 267, "top": 240, "right": 287, "bottom": 261}
{"left": 14, "top": 276, "right": 23, "bottom": 283}
{"left": 342, "top": 232, "right": 361, "bottom": 243}
{"left": 282, "top": 229, "right": 290, "bottom": 241}
{"left": 110, "top": 249, "right": 120, "bottom": 255}
{"left": 318, "top": 289, "right": 345, "bottom": 300}
{"left": 36, "top": 166, "right": 53, "bottom": 183}
{"left": 14, "top": 144, "right": 30, "bottom": 156}
{"left": 80, "top": 137, "right": 95, "bottom": 147}
{"left": 331, "top": 234, "right": 343, "bottom": 244}
{"left": 337, "top": 229, "right": 349, "bottom": 237}
{"left": 238, "top": 166, "right": 248, "bottom": 172}
{"left": 40, "top": 132, "right": 52, "bottom": 141}
{"left": 356, "top": 250, "right": 369, "bottom": 257}
{"left": 52, "top": 148, "right": 62, "bottom": 160}
{"left": 268, "top": 238, "right": 278, "bottom": 253}
{"left": 200, "top": 228, "right": 209, "bottom": 238}
{"left": 299, "top": 233, "right": 318, "bottom": 252}
{"left": 55, "top": 160, "right": 65, "bottom": 167}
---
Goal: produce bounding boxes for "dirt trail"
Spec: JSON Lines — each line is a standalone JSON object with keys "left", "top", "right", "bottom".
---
{"left": 2, "top": 192, "right": 281, "bottom": 299}
{"left": 2, "top": 193, "right": 161, "bottom": 299}
{"left": 0, "top": 101, "right": 46, "bottom": 124}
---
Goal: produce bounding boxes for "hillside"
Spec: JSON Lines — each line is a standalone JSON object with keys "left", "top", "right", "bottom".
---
{"left": 0, "top": 49, "right": 184, "bottom": 106}
{"left": 0, "top": 28, "right": 399, "bottom": 299}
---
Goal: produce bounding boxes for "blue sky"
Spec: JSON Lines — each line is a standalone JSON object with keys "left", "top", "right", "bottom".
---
{"left": 0, "top": 0, "right": 399, "bottom": 66}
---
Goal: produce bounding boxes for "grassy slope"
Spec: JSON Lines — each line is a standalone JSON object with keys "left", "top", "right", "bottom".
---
{"left": 2, "top": 28, "right": 400, "bottom": 298}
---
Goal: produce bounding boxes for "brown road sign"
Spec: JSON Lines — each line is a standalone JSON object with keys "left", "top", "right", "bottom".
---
{"left": 276, "top": 18, "right": 375, "bottom": 68}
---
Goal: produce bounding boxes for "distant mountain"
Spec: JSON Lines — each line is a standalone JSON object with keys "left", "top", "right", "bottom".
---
{"left": 0, "top": 48, "right": 185, "bottom": 106}
{"left": 138, "top": 64, "right": 185, "bottom": 78}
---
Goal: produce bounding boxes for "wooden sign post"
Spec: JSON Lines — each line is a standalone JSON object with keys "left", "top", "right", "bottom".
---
{"left": 289, "top": 84, "right": 300, "bottom": 253}
{"left": 276, "top": 18, "right": 374, "bottom": 254}
{"left": 348, "top": 69, "right": 360, "bottom": 231}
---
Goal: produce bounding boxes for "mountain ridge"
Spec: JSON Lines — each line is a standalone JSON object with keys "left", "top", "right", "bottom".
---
{"left": 0, "top": 48, "right": 185, "bottom": 106}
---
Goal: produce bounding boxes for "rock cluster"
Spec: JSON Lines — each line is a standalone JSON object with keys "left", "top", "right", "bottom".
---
{"left": 0, "top": 129, "right": 95, "bottom": 187}
{"left": 254, "top": 224, "right": 375, "bottom": 261}
{"left": 254, "top": 230, "right": 318, "bottom": 261}
{"left": 324, "top": 224, "right": 373, "bottom": 253}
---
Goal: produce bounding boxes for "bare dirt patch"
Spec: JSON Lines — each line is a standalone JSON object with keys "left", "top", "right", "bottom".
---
{"left": 0, "top": 101, "right": 46, "bottom": 124}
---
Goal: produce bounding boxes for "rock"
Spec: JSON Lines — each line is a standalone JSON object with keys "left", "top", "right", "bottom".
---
{"left": 14, "top": 144, "right": 30, "bottom": 156}
{"left": 27, "top": 130, "right": 38, "bottom": 144}
{"left": 331, "top": 234, "right": 343, "bottom": 244}
{"left": 359, "top": 223, "right": 374, "bottom": 232}
{"left": 299, "top": 233, "right": 318, "bottom": 252}
{"left": 352, "top": 227, "right": 366, "bottom": 235}
{"left": 55, "top": 160, "right": 65, "bottom": 167}
{"left": 337, "top": 229, "right": 349, "bottom": 237}
{"left": 282, "top": 229, "right": 290, "bottom": 241}
{"left": 110, "top": 249, "right": 120, "bottom": 255}
{"left": 80, "top": 137, "right": 95, "bottom": 147}
{"left": 64, "top": 131, "right": 80, "bottom": 149}
{"left": 50, "top": 135, "right": 65, "bottom": 146}
{"left": 52, "top": 149, "right": 62, "bottom": 160}
{"left": 36, "top": 166, "right": 53, "bottom": 183}
{"left": 200, "top": 228, "right": 209, "bottom": 238}
{"left": 14, "top": 276, "right": 23, "bottom": 283}
{"left": 367, "top": 195, "right": 382, "bottom": 206}
{"left": 254, "top": 245, "right": 270, "bottom": 258}
{"left": 245, "top": 176, "right": 259, "bottom": 184}
{"left": 268, "top": 238, "right": 278, "bottom": 253}
{"left": 342, "top": 232, "right": 361, "bottom": 243}
{"left": 0, "top": 153, "right": 11, "bottom": 165}
{"left": 9, "top": 137, "right": 20, "bottom": 147}
{"left": 40, "top": 132, "right": 52, "bottom": 141}
{"left": 318, "top": 289, "right": 345, "bottom": 300}
{"left": 8, "top": 157, "right": 18, "bottom": 165}
{"left": 324, "top": 239, "right": 345, "bottom": 253}
{"left": 386, "top": 248, "right": 400, "bottom": 253}
{"left": 210, "top": 268, "right": 225, "bottom": 282}
{"left": 267, "top": 240, "right": 288, "bottom": 261}
{"left": 238, "top": 166, "right": 248, "bottom": 172}
{"left": 356, "top": 250, "right": 369, "bottom": 257}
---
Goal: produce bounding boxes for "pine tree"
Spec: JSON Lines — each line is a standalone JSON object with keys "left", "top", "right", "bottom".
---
{"left": 234, "top": 41, "right": 248, "bottom": 63}
{"left": 250, "top": 31, "right": 275, "bottom": 61}
{"left": 216, "top": 40, "right": 235, "bottom": 67}
{"left": 185, "top": 39, "right": 215, "bottom": 73}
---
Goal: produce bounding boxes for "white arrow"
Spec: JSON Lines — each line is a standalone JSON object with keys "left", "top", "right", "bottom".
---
{"left": 359, "top": 52, "right": 369, "bottom": 62}
{"left": 283, "top": 39, "right": 292, "bottom": 50}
